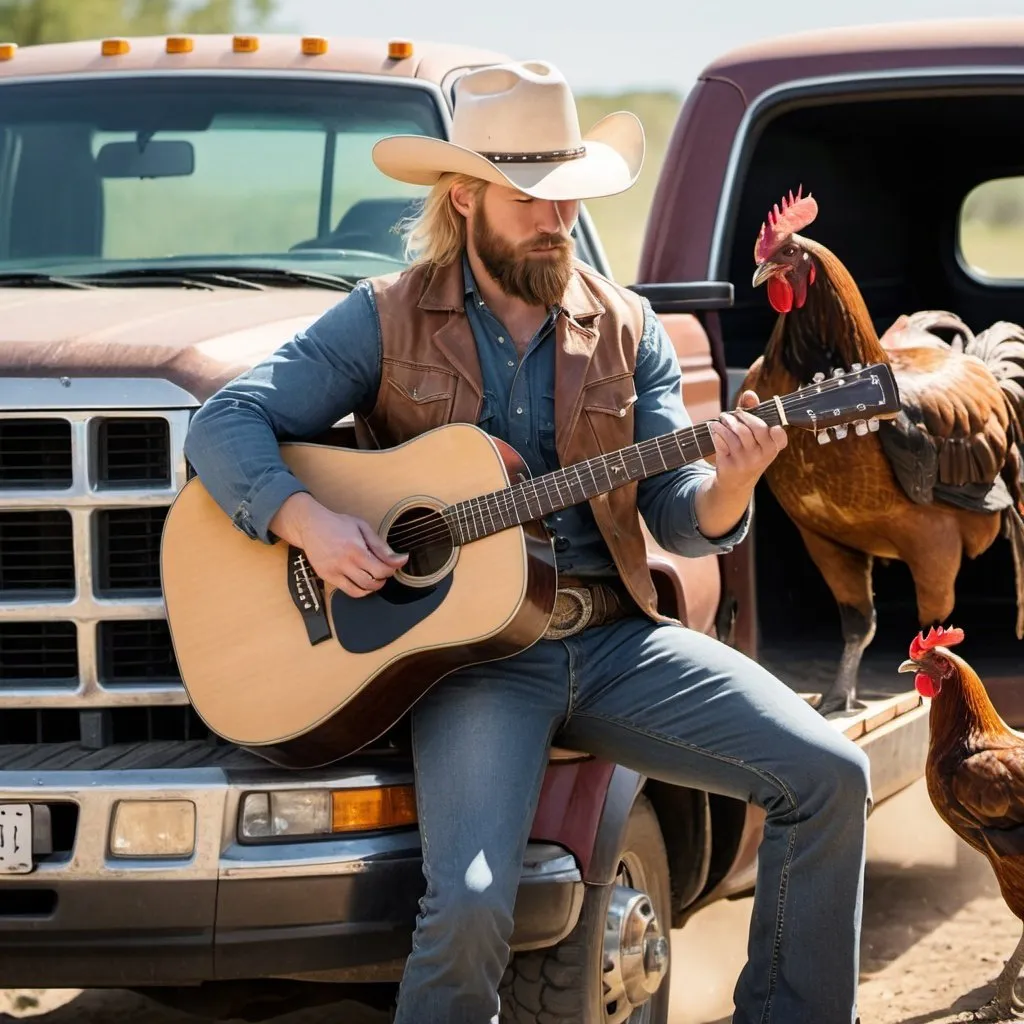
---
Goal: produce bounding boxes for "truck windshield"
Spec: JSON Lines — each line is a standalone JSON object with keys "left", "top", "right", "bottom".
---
{"left": 0, "top": 75, "right": 443, "bottom": 283}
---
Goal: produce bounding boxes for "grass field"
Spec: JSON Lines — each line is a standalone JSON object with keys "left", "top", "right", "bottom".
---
{"left": 574, "top": 91, "right": 683, "bottom": 283}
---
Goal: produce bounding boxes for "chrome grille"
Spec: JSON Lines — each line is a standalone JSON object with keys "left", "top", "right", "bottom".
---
{"left": 0, "top": 383, "right": 196, "bottom": 731}
{"left": 0, "top": 511, "right": 75, "bottom": 594}
{"left": 0, "top": 418, "right": 72, "bottom": 488}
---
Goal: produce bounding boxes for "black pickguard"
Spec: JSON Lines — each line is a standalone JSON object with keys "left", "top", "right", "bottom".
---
{"left": 330, "top": 574, "right": 453, "bottom": 654}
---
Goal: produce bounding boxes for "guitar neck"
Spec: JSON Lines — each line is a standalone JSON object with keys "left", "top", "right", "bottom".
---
{"left": 442, "top": 397, "right": 785, "bottom": 546}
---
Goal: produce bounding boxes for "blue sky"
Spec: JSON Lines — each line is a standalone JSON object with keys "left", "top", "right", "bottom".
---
{"left": 272, "top": 0, "right": 1024, "bottom": 94}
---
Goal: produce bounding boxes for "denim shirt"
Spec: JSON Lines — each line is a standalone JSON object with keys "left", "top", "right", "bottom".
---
{"left": 183, "top": 259, "right": 750, "bottom": 576}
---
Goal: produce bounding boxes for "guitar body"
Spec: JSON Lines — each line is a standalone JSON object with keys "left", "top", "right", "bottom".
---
{"left": 161, "top": 423, "right": 558, "bottom": 769}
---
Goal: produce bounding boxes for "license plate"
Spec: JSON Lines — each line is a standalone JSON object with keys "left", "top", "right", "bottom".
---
{"left": 0, "top": 803, "right": 32, "bottom": 874}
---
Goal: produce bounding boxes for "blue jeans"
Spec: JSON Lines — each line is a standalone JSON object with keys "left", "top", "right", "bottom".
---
{"left": 393, "top": 618, "right": 871, "bottom": 1024}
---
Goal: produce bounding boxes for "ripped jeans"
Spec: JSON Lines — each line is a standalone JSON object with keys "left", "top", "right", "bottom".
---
{"left": 392, "top": 618, "right": 871, "bottom": 1024}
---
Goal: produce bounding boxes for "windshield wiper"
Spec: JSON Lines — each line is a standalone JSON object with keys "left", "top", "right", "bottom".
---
{"left": 79, "top": 265, "right": 359, "bottom": 292}
{"left": 187, "top": 266, "right": 360, "bottom": 291}
{"left": 0, "top": 272, "right": 101, "bottom": 289}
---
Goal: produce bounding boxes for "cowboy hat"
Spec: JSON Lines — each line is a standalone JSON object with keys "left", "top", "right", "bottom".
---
{"left": 371, "top": 60, "right": 645, "bottom": 201}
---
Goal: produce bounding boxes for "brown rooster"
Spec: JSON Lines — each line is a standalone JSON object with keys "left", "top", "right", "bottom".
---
{"left": 899, "top": 625, "right": 1024, "bottom": 1021}
{"left": 742, "top": 187, "right": 1024, "bottom": 716}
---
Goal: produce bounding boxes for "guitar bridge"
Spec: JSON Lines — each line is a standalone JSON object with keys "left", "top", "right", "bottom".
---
{"left": 287, "top": 546, "right": 332, "bottom": 646}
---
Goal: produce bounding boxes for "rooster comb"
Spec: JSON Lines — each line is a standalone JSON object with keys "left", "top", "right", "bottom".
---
{"left": 909, "top": 625, "right": 965, "bottom": 660}
{"left": 754, "top": 186, "right": 819, "bottom": 264}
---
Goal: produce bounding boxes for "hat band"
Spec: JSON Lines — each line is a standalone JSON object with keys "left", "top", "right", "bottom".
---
{"left": 478, "top": 145, "right": 587, "bottom": 164}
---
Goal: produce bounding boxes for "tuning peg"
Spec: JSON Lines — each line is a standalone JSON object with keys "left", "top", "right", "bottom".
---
{"left": 854, "top": 420, "right": 869, "bottom": 436}
{"left": 868, "top": 417, "right": 880, "bottom": 432}
{"left": 816, "top": 431, "right": 831, "bottom": 445}
{"left": 832, "top": 367, "right": 846, "bottom": 378}
{"left": 851, "top": 362, "right": 863, "bottom": 371}
{"left": 812, "top": 372, "right": 825, "bottom": 383}
{"left": 833, "top": 423, "right": 849, "bottom": 440}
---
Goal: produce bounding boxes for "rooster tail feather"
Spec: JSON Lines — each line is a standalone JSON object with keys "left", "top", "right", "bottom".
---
{"left": 1004, "top": 503, "right": 1024, "bottom": 640}
{"left": 904, "top": 310, "right": 976, "bottom": 350}
{"left": 963, "top": 321, "right": 1024, "bottom": 441}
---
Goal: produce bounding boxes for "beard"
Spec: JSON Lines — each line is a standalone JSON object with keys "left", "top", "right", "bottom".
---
{"left": 471, "top": 206, "right": 575, "bottom": 309}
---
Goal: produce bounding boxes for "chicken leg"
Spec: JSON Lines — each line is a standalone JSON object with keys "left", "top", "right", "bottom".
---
{"left": 962, "top": 925, "right": 1024, "bottom": 1021}
{"left": 794, "top": 526, "right": 874, "bottom": 716}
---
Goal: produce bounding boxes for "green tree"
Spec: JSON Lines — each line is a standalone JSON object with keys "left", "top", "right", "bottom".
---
{"left": 0, "top": 0, "right": 277, "bottom": 46}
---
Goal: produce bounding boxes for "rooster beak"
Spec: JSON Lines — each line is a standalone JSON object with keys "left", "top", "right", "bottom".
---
{"left": 752, "top": 261, "right": 780, "bottom": 288}
{"left": 897, "top": 659, "right": 917, "bottom": 674}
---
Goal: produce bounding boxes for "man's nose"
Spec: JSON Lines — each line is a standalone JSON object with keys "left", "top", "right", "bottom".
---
{"left": 534, "top": 200, "right": 570, "bottom": 235}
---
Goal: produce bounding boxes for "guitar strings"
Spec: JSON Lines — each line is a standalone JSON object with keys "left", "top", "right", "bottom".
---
{"left": 380, "top": 373, "right": 879, "bottom": 553}
{"left": 384, "top": 374, "right": 876, "bottom": 551}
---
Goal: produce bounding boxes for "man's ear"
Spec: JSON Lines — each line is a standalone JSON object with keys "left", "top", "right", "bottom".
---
{"left": 449, "top": 180, "right": 479, "bottom": 218}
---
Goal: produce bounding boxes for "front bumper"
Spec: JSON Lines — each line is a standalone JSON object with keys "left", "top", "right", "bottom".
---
{"left": 0, "top": 742, "right": 584, "bottom": 988}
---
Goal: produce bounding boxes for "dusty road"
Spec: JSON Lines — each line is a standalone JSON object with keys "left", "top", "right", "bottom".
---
{"left": 1, "top": 778, "right": 1017, "bottom": 1024}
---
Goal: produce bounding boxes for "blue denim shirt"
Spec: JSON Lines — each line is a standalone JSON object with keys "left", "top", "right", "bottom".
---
{"left": 183, "top": 259, "right": 750, "bottom": 576}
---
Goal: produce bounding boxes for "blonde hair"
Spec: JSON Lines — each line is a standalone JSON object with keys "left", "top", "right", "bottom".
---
{"left": 399, "top": 173, "right": 487, "bottom": 268}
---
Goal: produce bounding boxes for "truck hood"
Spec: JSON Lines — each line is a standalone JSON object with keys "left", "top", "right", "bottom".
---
{"left": 0, "top": 286, "right": 344, "bottom": 402}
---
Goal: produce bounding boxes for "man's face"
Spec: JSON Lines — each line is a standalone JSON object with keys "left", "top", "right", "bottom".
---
{"left": 464, "top": 183, "right": 579, "bottom": 308}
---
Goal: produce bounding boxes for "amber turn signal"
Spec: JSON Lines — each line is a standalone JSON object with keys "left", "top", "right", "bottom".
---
{"left": 388, "top": 39, "right": 414, "bottom": 60}
{"left": 332, "top": 785, "right": 417, "bottom": 832}
{"left": 101, "top": 38, "right": 131, "bottom": 57}
{"left": 302, "top": 36, "right": 328, "bottom": 56}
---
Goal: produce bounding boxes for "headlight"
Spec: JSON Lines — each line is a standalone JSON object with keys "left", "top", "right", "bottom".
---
{"left": 109, "top": 800, "right": 196, "bottom": 858}
{"left": 240, "top": 785, "right": 417, "bottom": 841}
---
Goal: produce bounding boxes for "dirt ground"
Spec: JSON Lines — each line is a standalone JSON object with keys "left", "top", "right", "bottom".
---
{"left": 1, "top": 778, "right": 1018, "bottom": 1024}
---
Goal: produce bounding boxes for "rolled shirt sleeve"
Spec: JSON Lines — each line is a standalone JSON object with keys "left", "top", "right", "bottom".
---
{"left": 634, "top": 300, "right": 751, "bottom": 557}
{"left": 182, "top": 280, "right": 382, "bottom": 543}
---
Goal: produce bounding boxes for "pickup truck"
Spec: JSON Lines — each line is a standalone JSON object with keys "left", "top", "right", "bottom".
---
{"left": 0, "top": 23, "right": 971, "bottom": 1024}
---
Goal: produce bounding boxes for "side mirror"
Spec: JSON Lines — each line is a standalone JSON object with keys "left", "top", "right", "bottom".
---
{"left": 628, "top": 281, "right": 734, "bottom": 313}
{"left": 95, "top": 140, "right": 195, "bottom": 179}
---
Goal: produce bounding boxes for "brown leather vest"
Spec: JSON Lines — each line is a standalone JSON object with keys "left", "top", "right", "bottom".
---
{"left": 353, "top": 256, "right": 669, "bottom": 623}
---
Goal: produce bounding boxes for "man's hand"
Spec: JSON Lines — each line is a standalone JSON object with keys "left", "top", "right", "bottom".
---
{"left": 270, "top": 492, "right": 408, "bottom": 598}
{"left": 708, "top": 389, "right": 788, "bottom": 492}
{"left": 695, "top": 389, "right": 788, "bottom": 539}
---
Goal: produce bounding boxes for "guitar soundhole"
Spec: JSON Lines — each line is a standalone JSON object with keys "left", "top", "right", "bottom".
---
{"left": 387, "top": 505, "right": 454, "bottom": 583}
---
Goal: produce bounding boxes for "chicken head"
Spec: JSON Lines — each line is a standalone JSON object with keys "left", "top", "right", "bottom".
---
{"left": 751, "top": 186, "right": 819, "bottom": 313}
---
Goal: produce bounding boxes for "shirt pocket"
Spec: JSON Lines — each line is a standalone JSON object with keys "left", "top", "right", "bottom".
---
{"left": 377, "top": 360, "right": 457, "bottom": 441}
{"left": 477, "top": 389, "right": 500, "bottom": 434}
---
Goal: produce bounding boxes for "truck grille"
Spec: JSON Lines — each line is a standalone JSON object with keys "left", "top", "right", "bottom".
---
{"left": 0, "top": 419, "right": 73, "bottom": 488}
{"left": 0, "top": 397, "right": 206, "bottom": 746}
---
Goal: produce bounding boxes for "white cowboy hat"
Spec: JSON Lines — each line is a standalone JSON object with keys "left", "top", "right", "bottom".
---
{"left": 371, "top": 60, "right": 645, "bottom": 201}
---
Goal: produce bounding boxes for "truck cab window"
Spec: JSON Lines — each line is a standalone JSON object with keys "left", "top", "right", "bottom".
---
{"left": 960, "top": 176, "right": 1024, "bottom": 282}
{"left": 0, "top": 76, "right": 442, "bottom": 278}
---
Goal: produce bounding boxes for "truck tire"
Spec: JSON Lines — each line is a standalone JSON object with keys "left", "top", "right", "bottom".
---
{"left": 499, "top": 794, "right": 672, "bottom": 1024}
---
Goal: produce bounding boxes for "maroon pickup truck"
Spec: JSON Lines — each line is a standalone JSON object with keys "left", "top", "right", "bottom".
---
{"left": 9, "top": 18, "right": 1016, "bottom": 1022}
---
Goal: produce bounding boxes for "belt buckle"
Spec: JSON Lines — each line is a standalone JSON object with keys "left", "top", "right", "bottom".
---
{"left": 543, "top": 586, "right": 594, "bottom": 640}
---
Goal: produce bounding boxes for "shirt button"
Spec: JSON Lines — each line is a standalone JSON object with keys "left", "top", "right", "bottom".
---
{"left": 554, "top": 536, "right": 571, "bottom": 552}
{"left": 516, "top": 407, "right": 523, "bottom": 414}
{"left": 498, "top": 336, "right": 505, "bottom": 343}
{"left": 507, "top": 360, "right": 514, "bottom": 367}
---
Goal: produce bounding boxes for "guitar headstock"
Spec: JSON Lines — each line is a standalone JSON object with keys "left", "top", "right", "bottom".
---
{"left": 783, "top": 362, "right": 901, "bottom": 443}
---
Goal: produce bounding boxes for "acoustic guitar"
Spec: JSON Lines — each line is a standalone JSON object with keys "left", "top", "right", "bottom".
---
{"left": 160, "top": 362, "right": 900, "bottom": 769}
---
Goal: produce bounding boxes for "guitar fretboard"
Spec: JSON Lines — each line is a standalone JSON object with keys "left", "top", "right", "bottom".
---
{"left": 441, "top": 399, "right": 785, "bottom": 545}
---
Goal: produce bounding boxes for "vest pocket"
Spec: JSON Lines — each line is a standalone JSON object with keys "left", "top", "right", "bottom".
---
{"left": 377, "top": 361, "right": 457, "bottom": 442}
{"left": 581, "top": 376, "right": 638, "bottom": 453}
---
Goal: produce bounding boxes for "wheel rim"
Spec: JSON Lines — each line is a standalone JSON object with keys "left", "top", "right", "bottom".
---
{"left": 601, "top": 855, "right": 669, "bottom": 1023}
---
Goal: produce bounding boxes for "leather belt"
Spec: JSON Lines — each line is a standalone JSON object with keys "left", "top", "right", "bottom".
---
{"left": 543, "top": 577, "right": 639, "bottom": 640}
